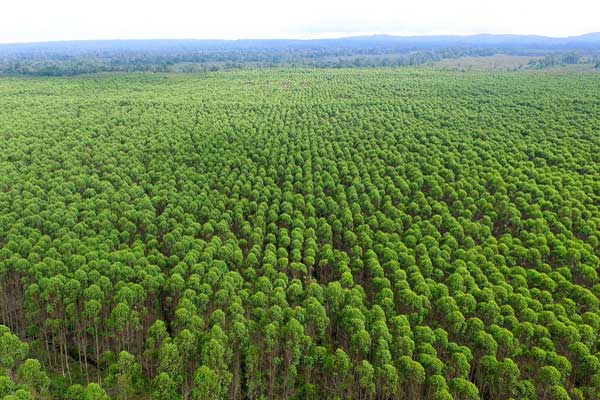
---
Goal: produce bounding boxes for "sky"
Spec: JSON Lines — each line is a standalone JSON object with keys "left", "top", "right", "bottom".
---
{"left": 0, "top": 0, "right": 599, "bottom": 43}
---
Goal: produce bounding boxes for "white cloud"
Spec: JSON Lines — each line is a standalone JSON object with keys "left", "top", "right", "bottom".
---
{"left": 0, "top": 0, "right": 598, "bottom": 43}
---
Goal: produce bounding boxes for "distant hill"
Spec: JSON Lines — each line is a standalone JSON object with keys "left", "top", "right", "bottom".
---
{"left": 569, "top": 32, "right": 600, "bottom": 43}
{"left": 2, "top": 33, "right": 600, "bottom": 54}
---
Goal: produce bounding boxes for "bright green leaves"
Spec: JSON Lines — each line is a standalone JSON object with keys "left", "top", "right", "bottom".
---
{"left": 0, "top": 326, "right": 28, "bottom": 373}
{"left": 0, "top": 69, "right": 599, "bottom": 400}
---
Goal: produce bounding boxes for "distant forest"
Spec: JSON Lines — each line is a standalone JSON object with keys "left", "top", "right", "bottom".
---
{"left": 1, "top": 33, "right": 600, "bottom": 76}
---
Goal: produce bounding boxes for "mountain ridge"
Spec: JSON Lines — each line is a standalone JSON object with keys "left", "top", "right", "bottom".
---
{"left": 1, "top": 32, "right": 599, "bottom": 48}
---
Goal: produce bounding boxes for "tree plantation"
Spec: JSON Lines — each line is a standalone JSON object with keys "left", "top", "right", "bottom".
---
{"left": 0, "top": 69, "right": 599, "bottom": 399}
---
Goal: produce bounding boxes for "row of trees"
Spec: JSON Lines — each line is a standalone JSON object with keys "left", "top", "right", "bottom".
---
{"left": 0, "top": 69, "right": 599, "bottom": 399}
{"left": 0, "top": 43, "right": 549, "bottom": 76}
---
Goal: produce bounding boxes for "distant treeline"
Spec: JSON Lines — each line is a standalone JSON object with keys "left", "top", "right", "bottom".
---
{"left": 0, "top": 47, "right": 497, "bottom": 76}
{"left": 1, "top": 34, "right": 599, "bottom": 76}
{"left": 528, "top": 52, "right": 581, "bottom": 69}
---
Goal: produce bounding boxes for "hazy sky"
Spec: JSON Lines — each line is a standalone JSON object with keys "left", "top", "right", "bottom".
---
{"left": 1, "top": 0, "right": 599, "bottom": 43}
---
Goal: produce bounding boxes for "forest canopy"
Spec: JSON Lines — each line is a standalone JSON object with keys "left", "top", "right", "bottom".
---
{"left": 0, "top": 69, "right": 599, "bottom": 399}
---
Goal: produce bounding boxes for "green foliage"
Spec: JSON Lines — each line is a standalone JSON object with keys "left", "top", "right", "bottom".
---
{"left": 16, "top": 359, "right": 49, "bottom": 395}
{"left": 64, "top": 384, "right": 85, "bottom": 400}
{"left": 152, "top": 373, "right": 180, "bottom": 400}
{"left": 0, "top": 377, "right": 16, "bottom": 398}
{"left": 104, "top": 351, "right": 143, "bottom": 399}
{"left": 83, "top": 383, "right": 109, "bottom": 400}
{"left": 0, "top": 326, "right": 29, "bottom": 373}
{"left": 0, "top": 69, "right": 599, "bottom": 399}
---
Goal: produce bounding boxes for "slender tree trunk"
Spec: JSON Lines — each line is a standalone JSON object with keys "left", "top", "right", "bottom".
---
{"left": 44, "top": 326, "right": 53, "bottom": 368}
{"left": 95, "top": 325, "right": 102, "bottom": 384}
{"left": 59, "top": 338, "right": 66, "bottom": 377}
{"left": 77, "top": 325, "right": 83, "bottom": 371}
{"left": 83, "top": 340, "right": 90, "bottom": 382}
{"left": 63, "top": 327, "right": 72, "bottom": 382}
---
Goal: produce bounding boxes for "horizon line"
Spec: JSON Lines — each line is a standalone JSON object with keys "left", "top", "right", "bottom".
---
{"left": 1, "top": 31, "right": 599, "bottom": 46}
